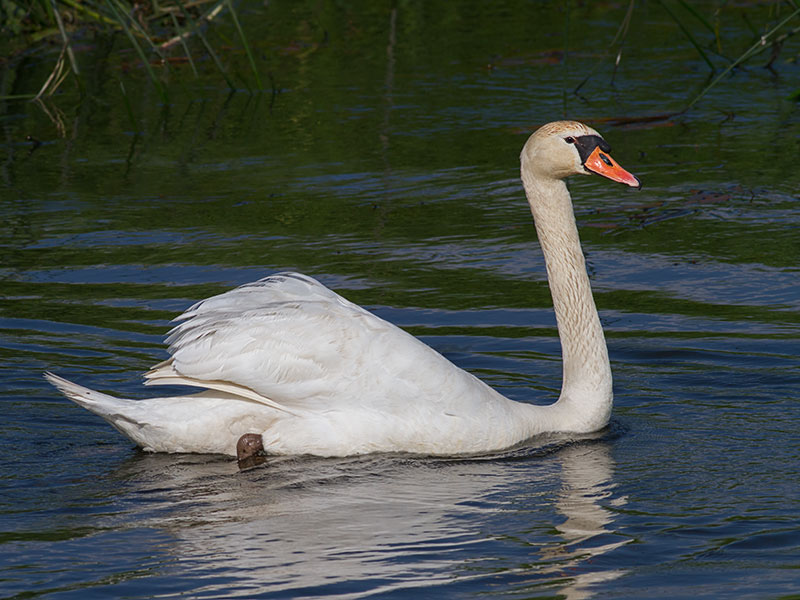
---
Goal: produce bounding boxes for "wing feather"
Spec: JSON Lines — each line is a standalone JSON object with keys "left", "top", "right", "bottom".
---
{"left": 145, "top": 273, "right": 489, "bottom": 415}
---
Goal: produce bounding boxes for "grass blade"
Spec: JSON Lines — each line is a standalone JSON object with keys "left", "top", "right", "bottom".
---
{"left": 175, "top": 0, "right": 236, "bottom": 90}
{"left": 226, "top": 0, "right": 262, "bottom": 89}
{"left": 118, "top": 78, "right": 139, "bottom": 131}
{"left": 34, "top": 43, "right": 70, "bottom": 99}
{"left": 656, "top": 0, "right": 715, "bottom": 72}
{"left": 676, "top": 0, "right": 715, "bottom": 34}
{"left": 105, "top": 0, "right": 169, "bottom": 103}
{"left": 58, "top": 0, "right": 119, "bottom": 27}
{"left": 110, "top": 0, "right": 168, "bottom": 61}
{"left": 169, "top": 11, "right": 199, "bottom": 77}
{"left": 685, "top": 6, "right": 800, "bottom": 110}
{"left": 573, "top": 0, "right": 635, "bottom": 94}
{"left": 49, "top": 0, "right": 79, "bottom": 75}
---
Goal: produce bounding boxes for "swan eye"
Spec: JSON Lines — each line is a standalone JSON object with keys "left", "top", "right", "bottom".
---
{"left": 564, "top": 136, "right": 575, "bottom": 144}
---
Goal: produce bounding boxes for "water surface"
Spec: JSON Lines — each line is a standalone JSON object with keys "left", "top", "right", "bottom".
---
{"left": 1, "top": 1, "right": 799, "bottom": 598}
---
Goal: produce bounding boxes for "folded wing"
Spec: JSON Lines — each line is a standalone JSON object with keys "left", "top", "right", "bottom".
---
{"left": 144, "top": 273, "right": 496, "bottom": 417}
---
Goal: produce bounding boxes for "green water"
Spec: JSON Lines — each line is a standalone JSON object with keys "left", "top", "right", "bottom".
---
{"left": 2, "top": 1, "right": 799, "bottom": 598}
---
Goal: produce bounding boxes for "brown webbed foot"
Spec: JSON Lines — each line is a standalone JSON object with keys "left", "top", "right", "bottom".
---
{"left": 236, "top": 433, "right": 266, "bottom": 470}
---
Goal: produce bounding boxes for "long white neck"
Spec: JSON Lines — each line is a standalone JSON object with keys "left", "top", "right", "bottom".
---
{"left": 518, "top": 168, "right": 613, "bottom": 434}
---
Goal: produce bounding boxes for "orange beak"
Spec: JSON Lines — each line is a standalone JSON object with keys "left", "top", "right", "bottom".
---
{"left": 583, "top": 146, "right": 641, "bottom": 189}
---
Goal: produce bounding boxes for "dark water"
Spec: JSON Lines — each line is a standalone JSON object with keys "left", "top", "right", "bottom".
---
{"left": 2, "top": 1, "right": 799, "bottom": 598}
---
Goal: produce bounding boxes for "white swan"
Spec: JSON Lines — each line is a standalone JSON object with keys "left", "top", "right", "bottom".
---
{"left": 46, "top": 120, "right": 640, "bottom": 458}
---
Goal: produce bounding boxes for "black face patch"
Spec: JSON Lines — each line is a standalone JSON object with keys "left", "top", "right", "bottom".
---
{"left": 568, "top": 134, "right": 611, "bottom": 164}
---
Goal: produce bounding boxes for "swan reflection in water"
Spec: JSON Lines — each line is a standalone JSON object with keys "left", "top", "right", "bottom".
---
{"left": 539, "top": 443, "right": 630, "bottom": 598}
{"left": 109, "top": 436, "right": 629, "bottom": 598}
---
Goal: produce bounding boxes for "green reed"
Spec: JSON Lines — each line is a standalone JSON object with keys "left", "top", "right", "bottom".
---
{"left": 570, "top": 0, "right": 799, "bottom": 111}
{"left": 1, "top": 0, "right": 263, "bottom": 100}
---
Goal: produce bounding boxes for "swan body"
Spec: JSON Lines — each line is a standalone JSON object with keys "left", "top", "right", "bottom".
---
{"left": 47, "top": 120, "right": 640, "bottom": 458}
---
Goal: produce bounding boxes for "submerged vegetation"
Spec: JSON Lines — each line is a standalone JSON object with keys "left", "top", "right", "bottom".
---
{"left": 1, "top": 0, "right": 798, "bottom": 116}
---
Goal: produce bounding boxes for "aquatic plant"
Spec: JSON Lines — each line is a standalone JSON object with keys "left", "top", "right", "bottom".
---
{"left": 574, "top": 0, "right": 800, "bottom": 109}
{"left": 0, "top": 0, "right": 261, "bottom": 100}
{"left": 1, "top": 1, "right": 797, "bottom": 110}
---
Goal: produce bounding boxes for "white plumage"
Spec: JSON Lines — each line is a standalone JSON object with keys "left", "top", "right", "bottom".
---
{"left": 47, "top": 120, "right": 640, "bottom": 458}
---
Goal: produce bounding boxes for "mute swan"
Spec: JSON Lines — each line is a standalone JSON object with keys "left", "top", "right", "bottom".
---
{"left": 46, "top": 120, "right": 640, "bottom": 459}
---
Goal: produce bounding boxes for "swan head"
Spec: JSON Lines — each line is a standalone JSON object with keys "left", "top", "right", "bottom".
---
{"left": 521, "top": 121, "right": 641, "bottom": 189}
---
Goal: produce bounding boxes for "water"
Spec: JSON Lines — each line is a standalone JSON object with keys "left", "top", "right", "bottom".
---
{"left": 2, "top": 1, "right": 799, "bottom": 597}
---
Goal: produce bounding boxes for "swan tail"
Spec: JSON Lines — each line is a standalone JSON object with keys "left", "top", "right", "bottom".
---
{"left": 46, "top": 372, "right": 278, "bottom": 455}
{"left": 44, "top": 372, "right": 155, "bottom": 448}
{"left": 45, "top": 372, "right": 125, "bottom": 414}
